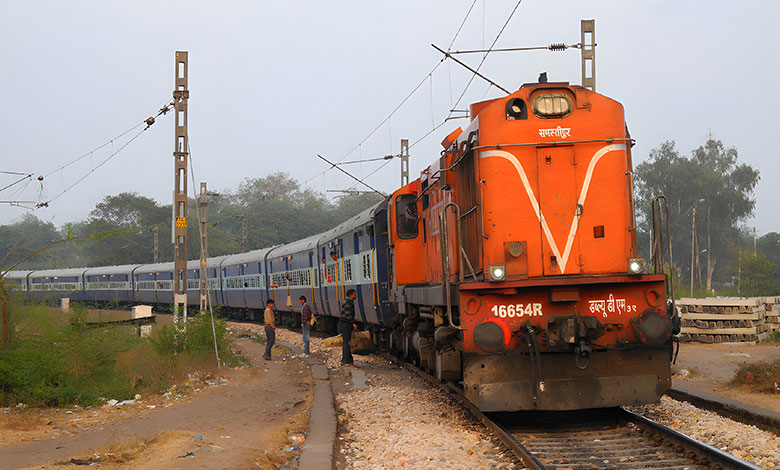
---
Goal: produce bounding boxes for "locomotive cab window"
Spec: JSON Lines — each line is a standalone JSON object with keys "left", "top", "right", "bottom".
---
{"left": 395, "top": 194, "right": 419, "bottom": 239}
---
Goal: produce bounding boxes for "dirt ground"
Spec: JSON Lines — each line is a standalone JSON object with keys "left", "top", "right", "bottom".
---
{"left": 672, "top": 341, "right": 780, "bottom": 412}
{"left": 0, "top": 334, "right": 312, "bottom": 470}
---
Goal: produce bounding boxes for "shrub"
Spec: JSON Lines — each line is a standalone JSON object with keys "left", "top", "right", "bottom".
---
{"left": 0, "top": 301, "right": 233, "bottom": 408}
{"left": 730, "top": 360, "right": 780, "bottom": 394}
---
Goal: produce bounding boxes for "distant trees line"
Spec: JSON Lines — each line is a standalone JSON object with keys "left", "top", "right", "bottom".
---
{"left": 0, "top": 172, "right": 383, "bottom": 271}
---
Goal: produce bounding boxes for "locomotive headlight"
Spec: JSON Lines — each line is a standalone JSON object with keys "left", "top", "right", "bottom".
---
{"left": 628, "top": 258, "right": 645, "bottom": 274}
{"left": 532, "top": 94, "right": 573, "bottom": 118}
{"left": 488, "top": 264, "right": 506, "bottom": 281}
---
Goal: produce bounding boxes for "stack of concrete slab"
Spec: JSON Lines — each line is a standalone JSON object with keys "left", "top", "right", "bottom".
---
{"left": 677, "top": 297, "right": 774, "bottom": 343}
{"left": 761, "top": 296, "right": 780, "bottom": 333}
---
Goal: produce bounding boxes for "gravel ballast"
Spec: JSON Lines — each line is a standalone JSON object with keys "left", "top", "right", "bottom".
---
{"left": 633, "top": 396, "right": 780, "bottom": 469}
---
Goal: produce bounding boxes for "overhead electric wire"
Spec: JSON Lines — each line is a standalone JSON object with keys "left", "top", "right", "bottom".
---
{"left": 449, "top": 0, "right": 479, "bottom": 50}
{"left": 317, "top": 154, "right": 385, "bottom": 196}
{"left": 37, "top": 99, "right": 174, "bottom": 209}
{"left": 446, "top": 0, "right": 522, "bottom": 114}
{"left": 344, "top": 1, "right": 523, "bottom": 193}
{"left": 40, "top": 126, "right": 148, "bottom": 208}
{"left": 307, "top": 0, "right": 481, "bottom": 186}
{"left": 44, "top": 100, "right": 174, "bottom": 178}
{"left": 44, "top": 122, "right": 145, "bottom": 178}
{"left": 448, "top": 43, "right": 578, "bottom": 54}
{"left": 0, "top": 173, "right": 32, "bottom": 194}
{"left": 325, "top": 1, "right": 523, "bottom": 195}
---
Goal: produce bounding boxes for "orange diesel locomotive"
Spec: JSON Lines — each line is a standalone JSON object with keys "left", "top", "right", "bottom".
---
{"left": 387, "top": 81, "right": 675, "bottom": 411}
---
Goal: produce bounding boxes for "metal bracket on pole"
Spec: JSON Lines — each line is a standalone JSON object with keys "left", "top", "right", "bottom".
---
{"left": 400, "top": 139, "right": 410, "bottom": 187}
{"left": 581, "top": 20, "right": 596, "bottom": 91}
{"left": 173, "top": 51, "right": 189, "bottom": 324}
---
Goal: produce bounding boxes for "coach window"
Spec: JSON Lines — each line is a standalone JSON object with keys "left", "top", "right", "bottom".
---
{"left": 395, "top": 194, "right": 418, "bottom": 239}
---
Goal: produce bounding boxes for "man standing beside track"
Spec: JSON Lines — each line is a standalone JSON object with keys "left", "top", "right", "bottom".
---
{"left": 299, "top": 295, "right": 313, "bottom": 355}
{"left": 264, "top": 299, "right": 275, "bottom": 360}
{"left": 340, "top": 289, "right": 357, "bottom": 366}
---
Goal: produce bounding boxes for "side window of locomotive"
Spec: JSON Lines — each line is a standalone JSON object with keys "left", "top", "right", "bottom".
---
{"left": 505, "top": 98, "right": 527, "bottom": 120}
{"left": 395, "top": 194, "right": 419, "bottom": 239}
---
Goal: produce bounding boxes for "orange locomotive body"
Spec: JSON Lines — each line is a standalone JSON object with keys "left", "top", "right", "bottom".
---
{"left": 388, "top": 82, "right": 674, "bottom": 411}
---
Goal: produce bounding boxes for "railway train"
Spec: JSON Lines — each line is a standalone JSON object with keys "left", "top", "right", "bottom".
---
{"left": 3, "top": 79, "right": 678, "bottom": 411}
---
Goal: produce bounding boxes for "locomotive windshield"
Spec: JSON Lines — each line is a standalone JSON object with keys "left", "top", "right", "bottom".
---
{"left": 395, "top": 194, "right": 418, "bottom": 239}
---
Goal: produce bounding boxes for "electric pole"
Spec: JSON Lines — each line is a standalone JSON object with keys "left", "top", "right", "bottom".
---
{"left": 172, "top": 51, "right": 189, "bottom": 325}
{"left": 400, "top": 139, "right": 409, "bottom": 187}
{"left": 690, "top": 206, "right": 696, "bottom": 297}
{"left": 199, "top": 182, "right": 208, "bottom": 312}
{"left": 242, "top": 210, "right": 248, "bottom": 253}
{"left": 581, "top": 20, "right": 595, "bottom": 91}
{"left": 153, "top": 226, "right": 159, "bottom": 263}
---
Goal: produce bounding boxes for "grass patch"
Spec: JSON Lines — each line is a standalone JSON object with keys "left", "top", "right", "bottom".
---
{"left": 730, "top": 359, "right": 780, "bottom": 394}
{"left": 0, "top": 407, "right": 45, "bottom": 430}
{"left": 762, "top": 331, "right": 780, "bottom": 343}
{"left": 0, "top": 300, "right": 237, "bottom": 408}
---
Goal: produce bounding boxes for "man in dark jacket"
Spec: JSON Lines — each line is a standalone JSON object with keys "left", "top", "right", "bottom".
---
{"left": 300, "top": 295, "right": 313, "bottom": 355}
{"left": 340, "top": 289, "right": 357, "bottom": 366}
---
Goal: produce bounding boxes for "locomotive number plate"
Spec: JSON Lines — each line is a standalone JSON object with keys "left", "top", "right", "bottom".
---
{"left": 491, "top": 303, "right": 543, "bottom": 318}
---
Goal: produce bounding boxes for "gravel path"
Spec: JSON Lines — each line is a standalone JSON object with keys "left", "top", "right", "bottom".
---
{"left": 632, "top": 396, "right": 780, "bottom": 469}
{"left": 230, "top": 323, "right": 521, "bottom": 469}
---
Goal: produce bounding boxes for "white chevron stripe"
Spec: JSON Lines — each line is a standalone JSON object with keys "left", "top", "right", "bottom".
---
{"left": 480, "top": 143, "right": 626, "bottom": 274}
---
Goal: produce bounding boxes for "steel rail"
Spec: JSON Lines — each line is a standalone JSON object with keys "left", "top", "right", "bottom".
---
{"left": 622, "top": 408, "right": 764, "bottom": 470}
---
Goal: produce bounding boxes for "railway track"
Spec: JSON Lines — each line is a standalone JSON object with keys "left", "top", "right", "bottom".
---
{"left": 389, "top": 354, "right": 762, "bottom": 470}
{"left": 493, "top": 407, "right": 762, "bottom": 470}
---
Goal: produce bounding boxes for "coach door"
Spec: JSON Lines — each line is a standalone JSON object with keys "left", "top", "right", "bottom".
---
{"left": 536, "top": 145, "right": 581, "bottom": 275}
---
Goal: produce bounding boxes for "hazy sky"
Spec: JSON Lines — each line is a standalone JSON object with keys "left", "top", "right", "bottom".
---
{"left": 1, "top": 1, "right": 778, "bottom": 236}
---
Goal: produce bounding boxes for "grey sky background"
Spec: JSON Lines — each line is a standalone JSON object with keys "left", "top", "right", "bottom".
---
{"left": 1, "top": 1, "right": 778, "bottom": 236}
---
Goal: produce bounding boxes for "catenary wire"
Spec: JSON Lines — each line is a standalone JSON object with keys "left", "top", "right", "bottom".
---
{"left": 37, "top": 99, "right": 174, "bottom": 208}
{"left": 40, "top": 126, "right": 149, "bottom": 208}
{"left": 344, "top": 1, "right": 522, "bottom": 192}
{"left": 307, "top": 0, "right": 482, "bottom": 185}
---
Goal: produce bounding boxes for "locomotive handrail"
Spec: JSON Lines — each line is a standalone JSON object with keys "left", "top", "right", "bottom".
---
{"left": 439, "top": 202, "right": 477, "bottom": 329}
{"left": 438, "top": 212, "right": 456, "bottom": 328}
{"left": 471, "top": 137, "right": 634, "bottom": 151}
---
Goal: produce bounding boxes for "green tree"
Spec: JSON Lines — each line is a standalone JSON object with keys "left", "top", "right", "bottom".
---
{"left": 75, "top": 192, "right": 171, "bottom": 266}
{"left": 756, "top": 232, "right": 780, "bottom": 286}
{"left": 733, "top": 249, "right": 779, "bottom": 296}
{"left": 635, "top": 138, "right": 759, "bottom": 293}
{"left": 0, "top": 214, "right": 63, "bottom": 270}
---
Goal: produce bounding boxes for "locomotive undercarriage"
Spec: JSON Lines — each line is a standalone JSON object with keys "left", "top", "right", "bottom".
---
{"left": 386, "top": 304, "right": 464, "bottom": 381}
{"left": 463, "top": 347, "right": 671, "bottom": 411}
